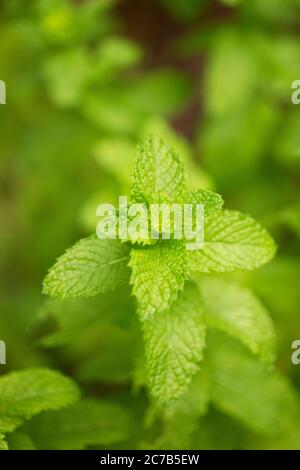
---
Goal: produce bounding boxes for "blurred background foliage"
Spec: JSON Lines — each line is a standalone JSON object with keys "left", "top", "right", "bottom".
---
{"left": 0, "top": 0, "right": 300, "bottom": 450}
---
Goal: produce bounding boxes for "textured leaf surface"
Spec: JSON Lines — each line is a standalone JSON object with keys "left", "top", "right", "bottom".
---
{"left": 184, "top": 190, "right": 223, "bottom": 217}
{"left": 199, "top": 277, "right": 276, "bottom": 363}
{"left": 24, "top": 399, "right": 132, "bottom": 450}
{"left": 143, "top": 282, "right": 206, "bottom": 402}
{"left": 131, "top": 137, "right": 186, "bottom": 204}
{"left": 208, "top": 332, "right": 300, "bottom": 436}
{"left": 0, "top": 369, "right": 79, "bottom": 434}
{"left": 129, "top": 240, "right": 188, "bottom": 318}
{"left": 189, "top": 210, "right": 276, "bottom": 273}
{"left": 43, "top": 237, "right": 130, "bottom": 299}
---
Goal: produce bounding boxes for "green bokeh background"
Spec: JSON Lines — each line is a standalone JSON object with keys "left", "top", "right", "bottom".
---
{"left": 0, "top": 0, "right": 300, "bottom": 450}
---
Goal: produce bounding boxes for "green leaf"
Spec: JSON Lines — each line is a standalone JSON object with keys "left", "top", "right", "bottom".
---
{"left": 43, "top": 237, "right": 130, "bottom": 299}
{"left": 208, "top": 332, "right": 300, "bottom": 436}
{"left": 198, "top": 277, "right": 276, "bottom": 363}
{"left": 129, "top": 240, "right": 188, "bottom": 318}
{"left": 131, "top": 137, "right": 186, "bottom": 205}
{"left": 121, "top": 189, "right": 222, "bottom": 246}
{"left": 184, "top": 189, "right": 224, "bottom": 217}
{"left": 123, "top": 189, "right": 221, "bottom": 245}
{"left": 189, "top": 210, "right": 276, "bottom": 273}
{"left": 120, "top": 202, "right": 155, "bottom": 246}
{"left": 142, "top": 282, "right": 206, "bottom": 403}
{"left": 0, "top": 368, "right": 80, "bottom": 434}
{"left": 24, "top": 399, "right": 132, "bottom": 450}
{"left": 139, "top": 116, "right": 213, "bottom": 190}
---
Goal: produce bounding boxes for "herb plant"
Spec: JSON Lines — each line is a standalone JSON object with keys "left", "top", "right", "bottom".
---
{"left": 43, "top": 136, "right": 276, "bottom": 406}
{"left": 1, "top": 0, "right": 300, "bottom": 452}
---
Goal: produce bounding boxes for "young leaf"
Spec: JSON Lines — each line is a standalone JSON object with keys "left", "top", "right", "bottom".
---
{"left": 198, "top": 277, "right": 276, "bottom": 363}
{"left": 189, "top": 210, "right": 276, "bottom": 273}
{"left": 43, "top": 237, "right": 130, "bottom": 299}
{"left": 0, "top": 368, "right": 80, "bottom": 434}
{"left": 142, "top": 282, "right": 206, "bottom": 403}
{"left": 129, "top": 240, "right": 188, "bottom": 318}
{"left": 23, "top": 399, "right": 132, "bottom": 450}
{"left": 184, "top": 190, "right": 224, "bottom": 217}
{"left": 131, "top": 137, "right": 186, "bottom": 204}
{"left": 124, "top": 189, "right": 222, "bottom": 244}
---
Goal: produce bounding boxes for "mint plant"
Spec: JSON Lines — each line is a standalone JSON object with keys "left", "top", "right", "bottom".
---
{"left": 2, "top": 0, "right": 300, "bottom": 452}
{"left": 43, "top": 136, "right": 276, "bottom": 404}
